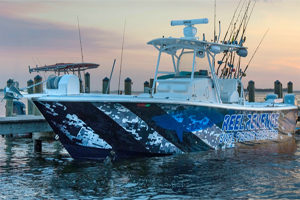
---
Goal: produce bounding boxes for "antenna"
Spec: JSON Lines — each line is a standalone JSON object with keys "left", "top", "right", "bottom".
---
{"left": 117, "top": 19, "right": 126, "bottom": 95}
{"left": 214, "top": 0, "right": 216, "bottom": 42}
{"left": 77, "top": 16, "right": 84, "bottom": 63}
{"left": 170, "top": 18, "right": 208, "bottom": 38}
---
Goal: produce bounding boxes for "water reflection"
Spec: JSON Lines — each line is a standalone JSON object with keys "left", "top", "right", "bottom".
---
{"left": 1, "top": 136, "right": 300, "bottom": 199}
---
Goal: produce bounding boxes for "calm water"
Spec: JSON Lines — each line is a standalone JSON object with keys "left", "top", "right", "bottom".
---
{"left": 1, "top": 137, "right": 300, "bottom": 199}
{"left": 1, "top": 92, "right": 300, "bottom": 199}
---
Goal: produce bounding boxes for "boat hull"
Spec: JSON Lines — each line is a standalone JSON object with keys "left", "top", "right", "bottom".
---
{"left": 33, "top": 100, "right": 298, "bottom": 160}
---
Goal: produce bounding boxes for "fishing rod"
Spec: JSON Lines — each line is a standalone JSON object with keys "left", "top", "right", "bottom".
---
{"left": 227, "top": 0, "right": 254, "bottom": 79}
{"left": 228, "top": 52, "right": 236, "bottom": 79}
{"left": 228, "top": 0, "right": 254, "bottom": 78}
{"left": 223, "top": 0, "right": 243, "bottom": 42}
{"left": 216, "top": 53, "right": 225, "bottom": 75}
{"left": 235, "top": 56, "right": 241, "bottom": 78}
{"left": 117, "top": 19, "right": 126, "bottom": 95}
{"left": 217, "top": 0, "right": 245, "bottom": 76}
{"left": 224, "top": 52, "right": 232, "bottom": 78}
{"left": 239, "top": 0, "right": 256, "bottom": 45}
{"left": 219, "top": 53, "right": 231, "bottom": 78}
{"left": 234, "top": 0, "right": 251, "bottom": 41}
{"left": 240, "top": 29, "right": 269, "bottom": 79}
{"left": 228, "top": 0, "right": 247, "bottom": 43}
{"left": 226, "top": 0, "right": 251, "bottom": 75}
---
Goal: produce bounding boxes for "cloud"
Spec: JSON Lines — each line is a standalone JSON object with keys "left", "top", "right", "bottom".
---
{"left": 0, "top": 14, "right": 122, "bottom": 52}
{"left": 0, "top": 14, "right": 146, "bottom": 55}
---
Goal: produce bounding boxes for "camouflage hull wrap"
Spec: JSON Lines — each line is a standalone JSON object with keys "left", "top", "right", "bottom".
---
{"left": 33, "top": 100, "right": 297, "bottom": 160}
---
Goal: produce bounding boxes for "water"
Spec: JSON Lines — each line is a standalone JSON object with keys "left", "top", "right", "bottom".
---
{"left": 1, "top": 137, "right": 300, "bottom": 199}
{"left": 1, "top": 92, "right": 300, "bottom": 199}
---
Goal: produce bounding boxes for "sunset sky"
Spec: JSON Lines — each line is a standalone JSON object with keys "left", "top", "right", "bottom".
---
{"left": 0, "top": 0, "right": 300, "bottom": 91}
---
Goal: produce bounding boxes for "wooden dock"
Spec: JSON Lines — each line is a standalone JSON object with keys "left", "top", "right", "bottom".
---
{"left": 0, "top": 115, "right": 52, "bottom": 135}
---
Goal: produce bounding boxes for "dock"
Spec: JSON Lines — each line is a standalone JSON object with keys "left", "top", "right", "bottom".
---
{"left": 0, "top": 115, "right": 52, "bottom": 135}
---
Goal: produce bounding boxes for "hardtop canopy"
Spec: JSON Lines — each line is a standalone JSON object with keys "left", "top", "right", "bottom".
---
{"left": 147, "top": 37, "right": 244, "bottom": 55}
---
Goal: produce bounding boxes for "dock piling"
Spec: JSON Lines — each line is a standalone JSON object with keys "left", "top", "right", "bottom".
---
{"left": 79, "top": 78, "right": 83, "bottom": 93}
{"left": 84, "top": 72, "right": 90, "bottom": 93}
{"left": 102, "top": 77, "right": 109, "bottom": 94}
{"left": 144, "top": 81, "right": 150, "bottom": 93}
{"left": 27, "top": 79, "right": 34, "bottom": 115}
{"left": 288, "top": 81, "right": 293, "bottom": 93}
{"left": 248, "top": 80, "right": 255, "bottom": 102}
{"left": 34, "top": 139, "right": 42, "bottom": 153}
{"left": 5, "top": 79, "right": 14, "bottom": 117}
{"left": 33, "top": 75, "right": 43, "bottom": 116}
{"left": 149, "top": 78, "right": 156, "bottom": 93}
{"left": 124, "top": 77, "right": 132, "bottom": 95}
{"left": 274, "top": 80, "right": 283, "bottom": 98}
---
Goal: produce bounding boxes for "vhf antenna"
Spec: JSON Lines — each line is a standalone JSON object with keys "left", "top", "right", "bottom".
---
{"left": 117, "top": 19, "right": 126, "bottom": 95}
{"left": 214, "top": 0, "right": 216, "bottom": 42}
{"left": 77, "top": 16, "right": 84, "bottom": 63}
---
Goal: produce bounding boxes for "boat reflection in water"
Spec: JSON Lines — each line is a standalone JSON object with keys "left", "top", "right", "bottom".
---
{"left": 0, "top": 136, "right": 300, "bottom": 199}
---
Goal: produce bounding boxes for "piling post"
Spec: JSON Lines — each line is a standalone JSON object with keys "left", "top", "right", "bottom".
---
{"left": 248, "top": 80, "right": 255, "bottom": 102}
{"left": 84, "top": 72, "right": 90, "bottom": 93}
{"left": 144, "top": 81, "right": 150, "bottom": 93}
{"left": 274, "top": 80, "right": 282, "bottom": 98}
{"left": 79, "top": 78, "right": 83, "bottom": 93}
{"left": 34, "top": 75, "right": 43, "bottom": 116}
{"left": 150, "top": 78, "right": 154, "bottom": 89}
{"left": 288, "top": 81, "right": 293, "bottom": 93}
{"left": 34, "top": 139, "right": 42, "bottom": 153}
{"left": 102, "top": 77, "right": 109, "bottom": 94}
{"left": 280, "top": 82, "right": 283, "bottom": 98}
{"left": 124, "top": 77, "right": 132, "bottom": 95}
{"left": 149, "top": 78, "right": 156, "bottom": 93}
{"left": 5, "top": 79, "right": 14, "bottom": 117}
{"left": 27, "top": 79, "right": 34, "bottom": 115}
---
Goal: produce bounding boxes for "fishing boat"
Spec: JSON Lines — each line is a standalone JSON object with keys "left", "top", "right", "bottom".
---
{"left": 17, "top": 16, "right": 295, "bottom": 161}
{"left": 6, "top": 10, "right": 297, "bottom": 160}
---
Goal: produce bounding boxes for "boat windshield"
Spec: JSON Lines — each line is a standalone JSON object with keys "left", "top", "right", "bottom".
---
{"left": 177, "top": 51, "right": 210, "bottom": 77}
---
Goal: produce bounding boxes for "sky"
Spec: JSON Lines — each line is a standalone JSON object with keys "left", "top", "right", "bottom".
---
{"left": 0, "top": 0, "right": 300, "bottom": 91}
